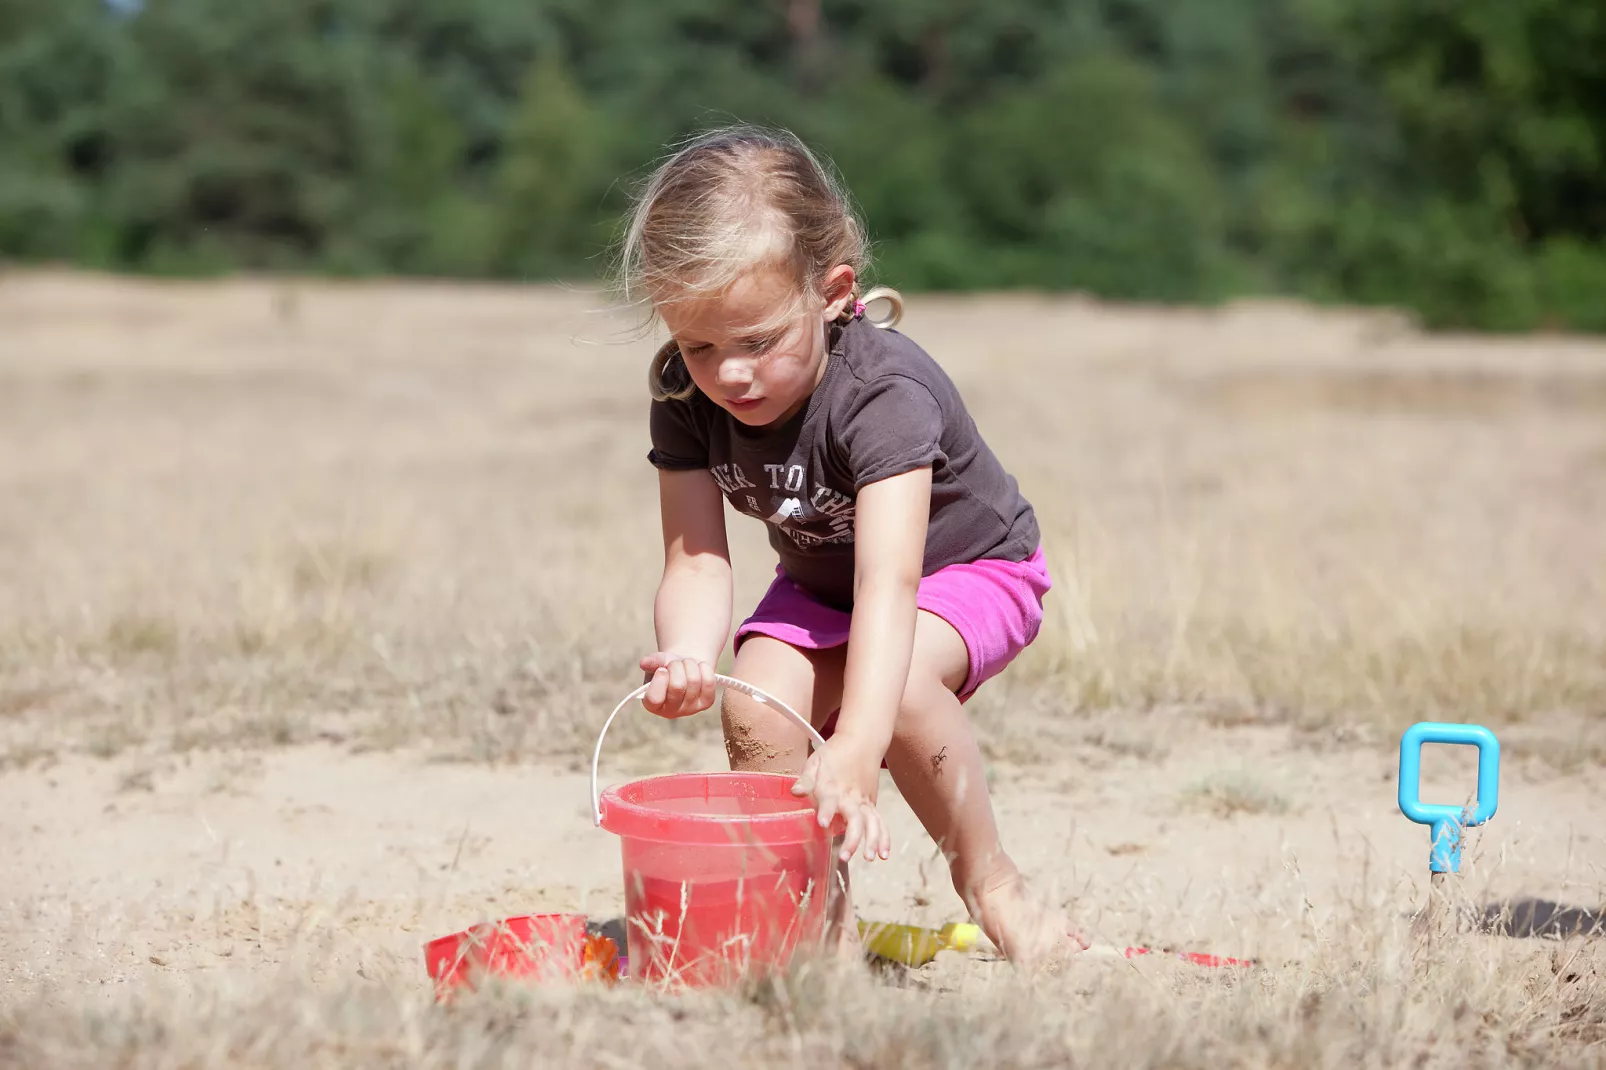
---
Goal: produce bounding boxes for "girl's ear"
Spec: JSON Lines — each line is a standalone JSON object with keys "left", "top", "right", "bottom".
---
{"left": 821, "top": 264, "right": 857, "bottom": 321}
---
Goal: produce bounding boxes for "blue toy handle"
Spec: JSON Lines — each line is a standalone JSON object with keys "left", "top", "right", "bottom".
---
{"left": 1397, "top": 722, "right": 1500, "bottom": 873}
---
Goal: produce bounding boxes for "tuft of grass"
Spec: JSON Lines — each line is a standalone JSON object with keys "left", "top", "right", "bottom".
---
{"left": 84, "top": 720, "right": 141, "bottom": 760}
{"left": 117, "top": 762, "right": 157, "bottom": 793}
{"left": 100, "top": 611, "right": 180, "bottom": 659}
{"left": 0, "top": 741, "right": 57, "bottom": 771}
{"left": 288, "top": 538, "right": 393, "bottom": 598}
{"left": 1184, "top": 771, "right": 1294, "bottom": 818}
{"left": 1083, "top": 725, "right": 1170, "bottom": 761}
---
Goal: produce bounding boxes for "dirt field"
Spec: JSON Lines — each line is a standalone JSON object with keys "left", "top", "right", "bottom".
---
{"left": 2, "top": 272, "right": 1604, "bottom": 1067}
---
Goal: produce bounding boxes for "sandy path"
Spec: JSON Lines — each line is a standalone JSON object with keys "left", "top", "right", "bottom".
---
{"left": 6, "top": 716, "right": 1601, "bottom": 1006}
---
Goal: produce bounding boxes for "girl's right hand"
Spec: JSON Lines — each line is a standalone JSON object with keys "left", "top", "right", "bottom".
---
{"left": 639, "top": 652, "right": 717, "bottom": 719}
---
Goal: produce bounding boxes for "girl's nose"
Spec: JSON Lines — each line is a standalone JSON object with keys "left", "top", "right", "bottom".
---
{"left": 715, "top": 355, "right": 753, "bottom": 389}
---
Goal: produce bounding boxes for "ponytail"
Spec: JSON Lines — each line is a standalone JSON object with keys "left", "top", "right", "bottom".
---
{"left": 647, "top": 339, "right": 696, "bottom": 402}
{"left": 857, "top": 285, "right": 904, "bottom": 329}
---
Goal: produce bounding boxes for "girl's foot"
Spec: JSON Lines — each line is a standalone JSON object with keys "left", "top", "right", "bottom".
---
{"left": 972, "top": 872, "right": 1089, "bottom": 972}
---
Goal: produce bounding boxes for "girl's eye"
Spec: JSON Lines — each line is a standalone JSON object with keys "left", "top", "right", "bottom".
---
{"left": 679, "top": 337, "right": 774, "bottom": 357}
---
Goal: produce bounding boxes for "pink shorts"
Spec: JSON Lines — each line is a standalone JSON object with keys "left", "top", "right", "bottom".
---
{"left": 733, "top": 547, "right": 1052, "bottom": 738}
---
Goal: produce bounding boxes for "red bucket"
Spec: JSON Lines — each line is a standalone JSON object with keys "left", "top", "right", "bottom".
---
{"left": 599, "top": 771, "right": 831, "bottom": 986}
{"left": 591, "top": 676, "right": 834, "bottom": 988}
{"left": 424, "top": 913, "right": 616, "bottom": 999}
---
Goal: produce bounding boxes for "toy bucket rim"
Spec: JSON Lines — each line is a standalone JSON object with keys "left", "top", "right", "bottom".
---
{"left": 596, "top": 769, "right": 827, "bottom": 844}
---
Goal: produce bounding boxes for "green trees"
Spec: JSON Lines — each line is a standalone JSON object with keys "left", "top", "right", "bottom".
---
{"left": 1322, "top": 0, "right": 1606, "bottom": 328}
{"left": 0, "top": 0, "right": 125, "bottom": 261}
{"left": 492, "top": 56, "right": 618, "bottom": 278}
{"left": 1, "top": 0, "right": 1602, "bottom": 331}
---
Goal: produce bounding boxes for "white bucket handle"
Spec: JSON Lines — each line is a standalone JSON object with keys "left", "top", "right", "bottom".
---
{"left": 591, "top": 674, "right": 827, "bottom": 827}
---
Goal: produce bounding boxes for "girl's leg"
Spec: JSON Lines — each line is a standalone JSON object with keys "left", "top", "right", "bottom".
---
{"left": 884, "top": 611, "right": 1086, "bottom": 969}
{"left": 720, "top": 636, "right": 855, "bottom": 950}
{"left": 721, "top": 635, "right": 845, "bottom": 773}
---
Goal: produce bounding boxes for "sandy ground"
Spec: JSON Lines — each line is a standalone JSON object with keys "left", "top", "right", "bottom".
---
{"left": 3, "top": 716, "right": 1602, "bottom": 1004}
{"left": 1, "top": 273, "right": 1604, "bottom": 1062}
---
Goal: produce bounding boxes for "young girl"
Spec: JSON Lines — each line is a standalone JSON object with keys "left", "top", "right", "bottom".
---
{"left": 622, "top": 125, "right": 1086, "bottom": 969}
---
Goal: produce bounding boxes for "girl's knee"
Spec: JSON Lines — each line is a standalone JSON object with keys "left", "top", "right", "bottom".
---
{"left": 894, "top": 666, "right": 961, "bottom": 738}
{"left": 721, "top": 689, "right": 807, "bottom": 773}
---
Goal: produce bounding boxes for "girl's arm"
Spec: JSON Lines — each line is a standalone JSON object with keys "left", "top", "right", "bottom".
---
{"left": 641, "top": 468, "right": 732, "bottom": 718}
{"left": 837, "top": 465, "right": 932, "bottom": 759}
{"left": 793, "top": 464, "right": 932, "bottom": 861}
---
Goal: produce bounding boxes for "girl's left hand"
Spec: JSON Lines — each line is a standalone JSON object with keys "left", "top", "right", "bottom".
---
{"left": 791, "top": 735, "right": 892, "bottom": 863}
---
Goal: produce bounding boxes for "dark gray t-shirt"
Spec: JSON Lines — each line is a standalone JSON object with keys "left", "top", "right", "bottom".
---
{"left": 647, "top": 315, "right": 1039, "bottom": 610}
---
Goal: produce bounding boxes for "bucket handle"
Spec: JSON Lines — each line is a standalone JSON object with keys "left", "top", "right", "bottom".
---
{"left": 591, "top": 674, "right": 828, "bottom": 827}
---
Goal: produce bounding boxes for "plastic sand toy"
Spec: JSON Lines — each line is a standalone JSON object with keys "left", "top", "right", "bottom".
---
{"left": 1398, "top": 720, "right": 1501, "bottom": 939}
{"left": 858, "top": 918, "right": 1256, "bottom": 970}
{"left": 592, "top": 675, "right": 834, "bottom": 986}
{"left": 423, "top": 913, "right": 621, "bottom": 1000}
{"left": 859, "top": 919, "right": 983, "bottom": 967}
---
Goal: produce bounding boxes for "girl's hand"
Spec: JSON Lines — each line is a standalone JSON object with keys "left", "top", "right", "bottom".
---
{"left": 639, "top": 652, "right": 717, "bottom": 719}
{"left": 791, "top": 734, "right": 891, "bottom": 863}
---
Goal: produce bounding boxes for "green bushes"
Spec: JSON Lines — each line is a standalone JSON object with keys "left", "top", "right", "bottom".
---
{"left": 1, "top": 0, "right": 1602, "bottom": 332}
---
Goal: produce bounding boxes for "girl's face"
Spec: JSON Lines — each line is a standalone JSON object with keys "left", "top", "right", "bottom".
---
{"left": 659, "top": 265, "right": 855, "bottom": 427}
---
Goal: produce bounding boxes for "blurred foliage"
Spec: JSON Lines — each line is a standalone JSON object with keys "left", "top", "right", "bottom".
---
{"left": 1, "top": 0, "right": 1602, "bottom": 331}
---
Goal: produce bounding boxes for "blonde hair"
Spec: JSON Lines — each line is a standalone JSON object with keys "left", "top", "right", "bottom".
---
{"left": 618, "top": 125, "right": 903, "bottom": 401}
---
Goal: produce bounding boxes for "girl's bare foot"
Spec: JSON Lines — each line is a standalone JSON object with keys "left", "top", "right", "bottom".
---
{"left": 972, "top": 871, "right": 1089, "bottom": 972}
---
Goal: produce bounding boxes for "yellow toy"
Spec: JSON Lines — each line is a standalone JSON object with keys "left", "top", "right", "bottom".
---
{"left": 858, "top": 920, "right": 1257, "bottom": 970}
{"left": 857, "top": 920, "right": 983, "bottom": 967}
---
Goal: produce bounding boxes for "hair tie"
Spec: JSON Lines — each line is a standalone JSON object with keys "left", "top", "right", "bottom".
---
{"left": 853, "top": 299, "right": 866, "bottom": 319}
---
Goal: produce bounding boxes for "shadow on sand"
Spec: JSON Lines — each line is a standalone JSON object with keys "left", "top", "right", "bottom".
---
{"left": 1476, "top": 898, "right": 1606, "bottom": 940}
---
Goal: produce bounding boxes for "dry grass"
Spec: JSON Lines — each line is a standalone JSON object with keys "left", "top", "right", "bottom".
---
{"left": 3, "top": 920, "right": 1603, "bottom": 1069}
{"left": 2, "top": 275, "right": 1605, "bottom": 1066}
{"left": 3, "top": 277, "right": 1604, "bottom": 766}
